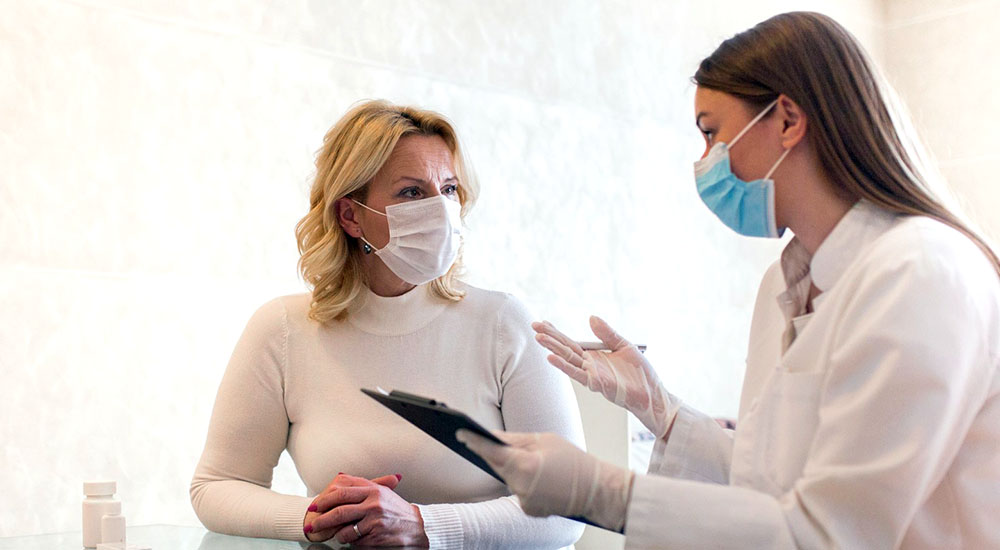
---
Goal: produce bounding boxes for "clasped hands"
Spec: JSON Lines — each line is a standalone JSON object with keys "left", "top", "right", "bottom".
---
{"left": 303, "top": 472, "right": 428, "bottom": 547}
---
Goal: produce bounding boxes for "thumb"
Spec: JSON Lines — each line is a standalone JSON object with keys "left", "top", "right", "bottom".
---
{"left": 370, "top": 473, "right": 402, "bottom": 490}
{"left": 590, "top": 315, "right": 630, "bottom": 351}
{"left": 456, "top": 429, "right": 511, "bottom": 468}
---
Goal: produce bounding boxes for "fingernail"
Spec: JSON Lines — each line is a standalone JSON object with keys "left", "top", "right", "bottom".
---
{"left": 395, "top": 473, "right": 402, "bottom": 481}
{"left": 307, "top": 504, "right": 317, "bottom": 512}
{"left": 337, "top": 472, "right": 343, "bottom": 475}
{"left": 303, "top": 524, "right": 314, "bottom": 534}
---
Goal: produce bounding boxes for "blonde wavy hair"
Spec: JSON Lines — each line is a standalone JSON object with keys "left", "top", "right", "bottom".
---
{"left": 295, "top": 100, "right": 479, "bottom": 323}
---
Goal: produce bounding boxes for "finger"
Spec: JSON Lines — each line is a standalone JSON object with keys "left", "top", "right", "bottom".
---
{"left": 532, "top": 320, "right": 586, "bottom": 356}
{"left": 333, "top": 519, "right": 368, "bottom": 545}
{"left": 456, "top": 429, "right": 513, "bottom": 468}
{"left": 589, "top": 315, "right": 631, "bottom": 351}
{"left": 313, "top": 486, "right": 371, "bottom": 514}
{"left": 324, "top": 472, "right": 368, "bottom": 492}
{"left": 310, "top": 501, "right": 367, "bottom": 532}
{"left": 370, "top": 473, "right": 402, "bottom": 490}
{"left": 306, "top": 526, "right": 339, "bottom": 543}
{"left": 546, "top": 353, "right": 590, "bottom": 386}
{"left": 535, "top": 333, "right": 584, "bottom": 369}
{"left": 479, "top": 430, "right": 538, "bottom": 448}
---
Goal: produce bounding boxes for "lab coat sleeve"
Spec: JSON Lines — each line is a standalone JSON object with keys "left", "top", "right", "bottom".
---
{"left": 624, "top": 239, "right": 996, "bottom": 549}
{"left": 416, "top": 294, "right": 586, "bottom": 550}
{"left": 190, "top": 299, "right": 312, "bottom": 542}
{"left": 647, "top": 404, "right": 734, "bottom": 484}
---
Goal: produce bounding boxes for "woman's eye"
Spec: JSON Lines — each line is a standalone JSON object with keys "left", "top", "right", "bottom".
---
{"left": 701, "top": 129, "right": 715, "bottom": 141}
{"left": 399, "top": 187, "right": 421, "bottom": 199}
{"left": 442, "top": 184, "right": 458, "bottom": 196}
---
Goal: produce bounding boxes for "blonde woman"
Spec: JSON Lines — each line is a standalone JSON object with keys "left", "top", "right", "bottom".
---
{"left": 190, "top": 101, "right": 585, "bottom": 549}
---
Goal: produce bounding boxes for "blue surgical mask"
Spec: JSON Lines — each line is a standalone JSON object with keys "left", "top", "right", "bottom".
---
{"left": 693, "top": 99, "right": 791, "bottom": 238}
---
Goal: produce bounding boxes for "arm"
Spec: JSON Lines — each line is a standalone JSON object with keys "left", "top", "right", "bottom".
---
{"left": 625, "top": 248, "right": 996, "bottom": 549}
{"left": 190, "top": 299, "right": 312, "bottom": 541}
{"left": 646, "top": 404, "right": 734, "bottom": 483}
{"left": 416, "top": 294, "right": 586, "bottom": 549}
{"left": 535, "top": 316, "right": 736, "bottom": 484}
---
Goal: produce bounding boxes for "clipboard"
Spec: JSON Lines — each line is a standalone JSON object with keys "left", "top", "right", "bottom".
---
{"left": 361, "top": 388, "right": 507, "bottom": 482}
{"left": 361, "top": 387, "right": 611, "bottom": 532}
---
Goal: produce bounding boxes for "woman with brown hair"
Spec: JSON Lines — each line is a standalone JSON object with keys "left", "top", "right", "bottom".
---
{"left": 461, "top": 11, "right": 1000, "bottom": 549}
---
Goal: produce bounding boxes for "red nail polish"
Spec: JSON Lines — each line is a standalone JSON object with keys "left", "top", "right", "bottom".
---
{"left": 337, "top": 472, "right": 343, "bottom": 476}
{"left": 307, "top": 504, "right": 317, "bottom": 512}
{"left": 304, "top": 524, "right": 314, "bottom": 534}
{"left": 395, "top": 473, "right": 402, "bottom": 481}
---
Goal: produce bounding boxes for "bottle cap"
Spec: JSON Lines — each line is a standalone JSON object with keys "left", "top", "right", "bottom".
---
{"left": 84, "top": 481, "right": 117, "bottom": 496}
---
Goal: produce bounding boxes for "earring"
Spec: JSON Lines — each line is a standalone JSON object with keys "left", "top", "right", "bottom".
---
{"left": 362, "top": 242, "right": 372, "bottom": 254}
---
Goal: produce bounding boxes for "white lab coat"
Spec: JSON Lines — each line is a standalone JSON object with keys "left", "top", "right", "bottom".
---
{"left": 625, "top": 201, "right": 1000, "bottom": 549}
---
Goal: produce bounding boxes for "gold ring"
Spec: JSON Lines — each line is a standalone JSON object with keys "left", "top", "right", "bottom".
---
{"left": 353, "top": 524, "right": 362, "bottom": 538}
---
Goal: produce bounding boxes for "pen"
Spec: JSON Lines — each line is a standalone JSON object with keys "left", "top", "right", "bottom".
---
{"left": 578, "top": 342, "right": 647, "bottom": 353}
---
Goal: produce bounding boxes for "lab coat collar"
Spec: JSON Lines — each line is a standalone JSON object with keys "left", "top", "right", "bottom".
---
{"left": 809, "top": 200, "right": 899, "bottom": 293}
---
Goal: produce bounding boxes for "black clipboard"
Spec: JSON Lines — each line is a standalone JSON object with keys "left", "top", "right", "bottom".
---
{"left": 361, "top": 388, "right": 610, "bottom": 532}
{"left": 361, "top": 388, "right": 507, "bottom": 482}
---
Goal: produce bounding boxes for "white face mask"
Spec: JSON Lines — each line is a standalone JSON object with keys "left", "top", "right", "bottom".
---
{"left": 352, "top": 195, "right": 463, "bottom": 285}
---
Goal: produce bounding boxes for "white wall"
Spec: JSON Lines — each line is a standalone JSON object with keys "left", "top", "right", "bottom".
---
{"left": 882, "top": 0, "right": 1000, "bottom": 243}
{"left": 2, "top": 1, "right": 885, "bottom": 546}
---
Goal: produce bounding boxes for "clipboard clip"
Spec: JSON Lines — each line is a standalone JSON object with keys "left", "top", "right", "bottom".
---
{"left": 384, "top": 389, "right": 448, "bottom": 408}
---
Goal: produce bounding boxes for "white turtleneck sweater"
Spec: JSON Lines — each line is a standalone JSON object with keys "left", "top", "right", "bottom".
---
{"left": 190, "top": 283, "right": 586, "bottom": 549}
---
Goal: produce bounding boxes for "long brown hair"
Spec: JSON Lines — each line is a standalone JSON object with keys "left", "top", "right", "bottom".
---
{"left": 694, "top": 11, "right": 1000, "bottom": 278}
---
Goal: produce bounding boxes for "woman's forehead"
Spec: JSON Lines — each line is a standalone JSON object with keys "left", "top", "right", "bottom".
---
{"left": 379, "top": 135, "right": 455, "bottom": 181}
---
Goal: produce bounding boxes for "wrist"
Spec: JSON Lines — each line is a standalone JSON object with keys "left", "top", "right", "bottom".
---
{"left": 622, "top": 469, "right": 636, "bottom": 532}
{"left": 410, "top": 504, "right": 430, "bottom": 547}
{"left": 586, "top": 460, "right": 634, "bottom": 533}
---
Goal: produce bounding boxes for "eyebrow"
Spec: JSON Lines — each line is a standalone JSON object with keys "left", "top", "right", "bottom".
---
{"left": 394, "top": 176, "right": 458, "bottom": 185}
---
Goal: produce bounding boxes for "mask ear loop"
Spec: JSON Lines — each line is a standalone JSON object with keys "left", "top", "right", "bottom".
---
{"left": 764, "top": 148, "right": 792, "bottom": 180}
{"left": 728, "top": 99, "right": 779, "bottom": 149}
{"left": 350, "top": 198, "right": 386, "bottom": 254}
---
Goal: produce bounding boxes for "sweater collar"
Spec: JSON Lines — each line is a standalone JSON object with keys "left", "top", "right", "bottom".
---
{"left": 346, "top": 284, "right": 450, "bottom": 336}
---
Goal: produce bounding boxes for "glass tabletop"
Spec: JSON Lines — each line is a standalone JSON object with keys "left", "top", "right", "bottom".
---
{"left": 0, "top": 524, "right": 426, "bottom": 549}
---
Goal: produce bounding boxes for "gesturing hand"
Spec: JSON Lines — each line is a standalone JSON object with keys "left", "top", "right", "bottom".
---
{"left": 304, "top": 473, "right": 428, "bottom": 547}
{"left": 533, "top": 316, "right": 679, "bottom": 438}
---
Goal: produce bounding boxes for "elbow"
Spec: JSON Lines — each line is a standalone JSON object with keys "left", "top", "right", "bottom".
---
{"left": 189, "top": 476, "right": 209, "bottom": 526}
{"left": 189, "top": 474, "right": 224, "bottom": 533}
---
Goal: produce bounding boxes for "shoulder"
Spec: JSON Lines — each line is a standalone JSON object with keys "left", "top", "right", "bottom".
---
{"left": 453, "top": 282, "right": 535, "bottom": 324}
{"left": 839, "top": 216, "right": 1000, "bottom": 348}
{"left": 858, "top": 216, "right": 999, "bottom": 300}
{"left": 243, "top": 293, "right": 312, "bottom": 337}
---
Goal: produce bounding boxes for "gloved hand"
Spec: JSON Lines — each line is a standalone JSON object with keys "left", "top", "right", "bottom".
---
{"left": 533, "top": 316, "right": 679, "bottom": 439}
{"left": 456, "top": 430, "right": 634, "bottom": 532}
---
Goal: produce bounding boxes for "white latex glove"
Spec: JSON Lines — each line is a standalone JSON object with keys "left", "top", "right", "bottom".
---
{"left": 533, "top": 316, "right": 679, "bottom": 439}
{"left": 456, "top": 430, "right": 634, "bottom": 532}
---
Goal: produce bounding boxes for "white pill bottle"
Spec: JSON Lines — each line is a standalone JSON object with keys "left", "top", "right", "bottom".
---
{"left": 82, "top": 481, "right": 119, "bottom": 548}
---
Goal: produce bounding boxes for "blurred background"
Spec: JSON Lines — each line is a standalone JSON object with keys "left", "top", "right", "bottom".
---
{"left": 2, "top": 1, "right": 997, "bottom": 548}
